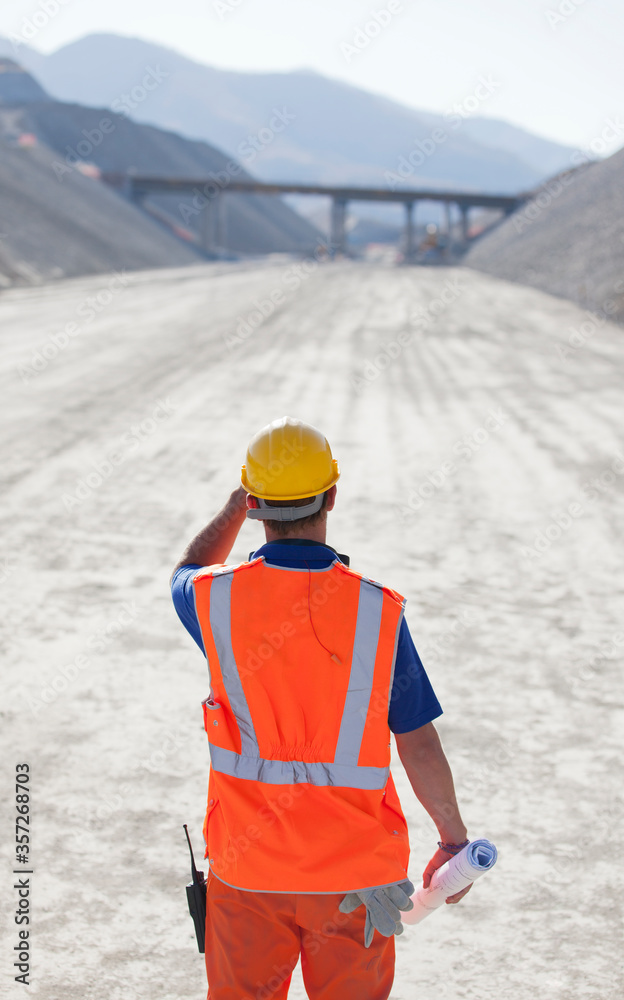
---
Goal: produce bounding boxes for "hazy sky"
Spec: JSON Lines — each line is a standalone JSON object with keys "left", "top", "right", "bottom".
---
{"left": 2, "top": 0, "right": 623, "bottom": 149}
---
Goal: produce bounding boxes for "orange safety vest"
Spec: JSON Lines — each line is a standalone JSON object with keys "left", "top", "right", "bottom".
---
{"left": 192, "top": 555, "right": 410, "bottom": 893}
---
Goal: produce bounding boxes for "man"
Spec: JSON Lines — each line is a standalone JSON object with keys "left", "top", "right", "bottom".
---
{"left": 171, "top": 416, "right": 470, "bottom": 1000}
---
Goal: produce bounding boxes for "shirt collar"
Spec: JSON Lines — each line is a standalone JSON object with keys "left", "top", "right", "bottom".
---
{"left": 249, "top": 539, "right": 350, "bottom": 566}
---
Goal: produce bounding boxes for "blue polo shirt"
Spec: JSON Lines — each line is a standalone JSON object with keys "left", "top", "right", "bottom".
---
{"left": 171, "top": 540, "right": 442, "bottom": 735}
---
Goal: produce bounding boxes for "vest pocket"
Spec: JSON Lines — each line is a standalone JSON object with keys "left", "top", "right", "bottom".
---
{"left": 202, "top": 697, "right": 222, "bottom": 732}
{"left": 202, "top": 697, "right": 239, "bottom": 752}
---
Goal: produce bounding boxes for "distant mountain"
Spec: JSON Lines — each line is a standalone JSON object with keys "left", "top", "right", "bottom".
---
{"left": 464, "top": 150, "right": 624, "bottom": 323}
{"left": 458, "top": 117, "right": 577, "bottom": 181}
{"left": 0, "top": 32, "right": 575, "bottom": 196}
{"left": 0, "top": 57, "right": 48, "bottom": 103}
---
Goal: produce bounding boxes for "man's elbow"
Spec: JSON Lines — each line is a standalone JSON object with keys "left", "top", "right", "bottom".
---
{"left": 395, "top": 721, "right": 441, "bottom": 762}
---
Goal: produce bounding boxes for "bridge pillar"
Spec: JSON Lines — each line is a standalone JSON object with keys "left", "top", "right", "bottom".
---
{"left": 443, "top": 201, "right": 452, "bottom": 261}
{"left": 330, "top": 198, "right": 348, "bottom": 257}
{"left": 459, "top": 204, "right": 470, "bottom": 246}
{"left": 200, "top": 192, "right": 224, "bottom": 256}
{"left": 404, "top": 201, "right": 416, "bottom": 262}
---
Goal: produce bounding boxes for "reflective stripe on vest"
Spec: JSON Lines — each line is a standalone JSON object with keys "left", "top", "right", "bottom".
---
{"left": 208, "top": 573, "right": 259, "bottom": 757}
{"left": 207, "top": 568, "right": 390, "bottom": 790}
{"left": 333, "top": 583, "right": 383, "bottom": 769}
{"left": 209, "top": 744, "right": 389, "bottom": 789}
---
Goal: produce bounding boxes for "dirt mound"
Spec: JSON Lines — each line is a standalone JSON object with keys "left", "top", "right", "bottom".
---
{"left": 0, "top": 97, "right": 320, "bottom": 264}
{"left": 0, "top": 140, "right": 203, "bottom": 286}
{"left": 0, "top": 57, "right": 48, "bottom": 103}
{"left": 464, "top": 147, "right": 624, "bottom": 322}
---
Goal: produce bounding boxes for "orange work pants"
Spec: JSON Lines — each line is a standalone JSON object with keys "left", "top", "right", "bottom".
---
{"left": 205, "top": 870, "right": 395, "bottom": 1000}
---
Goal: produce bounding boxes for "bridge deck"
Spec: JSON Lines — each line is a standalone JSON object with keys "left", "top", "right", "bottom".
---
{"left": 103, "top": 173, "right": 526, "bottom": 211}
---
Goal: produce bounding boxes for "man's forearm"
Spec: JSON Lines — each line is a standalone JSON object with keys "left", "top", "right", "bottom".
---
{"left": 395, "top": 723, "right": 467, "bottom": 844}
{"left": 171, "top": 486, "right": 247, "bottom": 578}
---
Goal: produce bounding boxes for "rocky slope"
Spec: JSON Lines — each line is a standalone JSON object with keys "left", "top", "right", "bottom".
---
{"left": 464, "top": 148, "right": 624, "bottom": 322}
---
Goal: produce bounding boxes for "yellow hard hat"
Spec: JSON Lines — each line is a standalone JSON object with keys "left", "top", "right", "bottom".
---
{"left": 241, "top": 416, "right": 340, "bottom": 501}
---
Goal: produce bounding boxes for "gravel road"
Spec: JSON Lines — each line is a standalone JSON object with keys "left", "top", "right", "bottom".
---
{"left": 1, "top": 260, "right": 622, "bottom": 1000}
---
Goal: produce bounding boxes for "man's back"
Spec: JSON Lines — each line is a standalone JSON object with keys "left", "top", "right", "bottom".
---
{"left": 190, "top": 550, "right": 412, "bottom": 893}
{"left": 170, "top": 417, "right": 470, "bottom": 1000}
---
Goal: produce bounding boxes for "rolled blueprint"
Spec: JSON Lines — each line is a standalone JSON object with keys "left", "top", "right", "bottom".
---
{"left": 402, "top": 838, "right": 497, "bottom": 925}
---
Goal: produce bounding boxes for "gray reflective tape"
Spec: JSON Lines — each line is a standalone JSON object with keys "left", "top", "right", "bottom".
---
{"left": 209, "top": 574, "right": 259, "bottom": 756}
{"left": 387, "top": 600, "right": 406, "bottom": 714}
{"left": 209, "top": 744, "right": 388, "bottom": 789}
{"left": 333, "top": 583, "right": 384, "bottom": 767}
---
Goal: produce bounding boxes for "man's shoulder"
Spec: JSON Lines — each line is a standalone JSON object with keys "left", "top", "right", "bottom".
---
{"left": 193, "top": 557, "right": 262, "bottom": 583}
{"left": 193, "top": 563, "right": 236, "bottom": 581}
{"left": 336, "top": 561, "right": 405, "bottom": 606}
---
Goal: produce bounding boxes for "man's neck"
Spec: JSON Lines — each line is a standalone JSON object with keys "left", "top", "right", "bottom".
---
{"left": 264, "top": 526, "right": 328, "bottom": 545}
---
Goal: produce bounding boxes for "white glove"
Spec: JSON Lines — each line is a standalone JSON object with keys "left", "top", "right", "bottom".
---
{"left": 338, "top": 879, "right": 415, "bottom": 947}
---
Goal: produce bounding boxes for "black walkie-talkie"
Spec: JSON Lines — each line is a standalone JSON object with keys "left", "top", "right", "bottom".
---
{"left": 183, "top": 824, "right": 207, "bottom": 953}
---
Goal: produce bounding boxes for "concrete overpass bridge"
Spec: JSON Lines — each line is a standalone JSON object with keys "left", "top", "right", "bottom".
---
{"left": 103, "top": 173, "right": 528, "bottom": 260}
